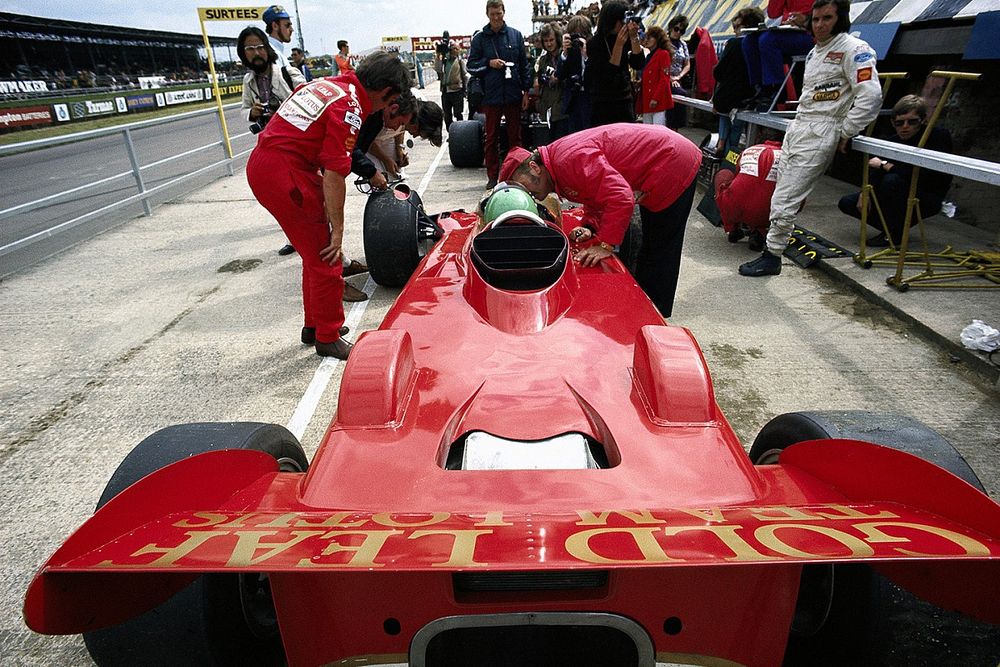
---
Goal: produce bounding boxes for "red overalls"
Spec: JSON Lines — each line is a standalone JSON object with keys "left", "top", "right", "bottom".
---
{"left": 246, "top": 73, "right": 371, "bottom": 344}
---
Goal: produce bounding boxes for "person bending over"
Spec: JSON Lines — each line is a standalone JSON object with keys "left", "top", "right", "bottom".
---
{"left": 499, "top": 123, "right": 701, "bottom": 317}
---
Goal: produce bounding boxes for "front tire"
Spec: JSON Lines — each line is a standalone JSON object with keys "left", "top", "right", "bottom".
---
{"left": 750, "top": 411, "right": 988, "bottom": 666}
{"left": 83, "top": 422, "right": 307, "bottom": 667}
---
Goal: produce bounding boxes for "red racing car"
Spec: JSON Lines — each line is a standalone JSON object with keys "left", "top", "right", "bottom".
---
{"left": 25, "top": 184, "right": 1000, "bottom": 666}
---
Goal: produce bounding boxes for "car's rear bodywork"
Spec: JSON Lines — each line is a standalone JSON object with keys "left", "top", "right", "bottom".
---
{"left": 25, "top": 208, "right": 1000, "bottom": 666}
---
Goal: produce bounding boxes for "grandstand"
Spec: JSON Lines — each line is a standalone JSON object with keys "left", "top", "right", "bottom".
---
{"left": 0, "top": 12, "right": 239, "bottom": 94}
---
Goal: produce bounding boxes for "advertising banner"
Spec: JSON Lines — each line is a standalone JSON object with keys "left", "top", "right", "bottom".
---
{"left": 52, "top": 103, "right": 70, "bottom": 122}
{"left": 70, "top": 99, "right": 116, "bottom": 119}
{"left": 412, "top": 35, "right": 472, "bottom": 52}
{"left": 0, "top": 105, "right": 53, "bottom": 128}
{"left": 114, "top": 97, "right": 128, "bottom": 113}
{"left": 163, "top": 89, "right": 205, "bottom": 105}
{"left": 0, "top": 80, "right": 49, "bottom": 95}
{"left": 125, "top": 93, "right": 157, "bottom": 111}
{"left": 198, "top": 6, "right": 266, "bottom": 21}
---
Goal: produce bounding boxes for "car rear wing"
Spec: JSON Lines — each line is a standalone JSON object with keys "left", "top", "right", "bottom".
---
{"left": 25, "top": 445, "right": 1000, "bottom": 634}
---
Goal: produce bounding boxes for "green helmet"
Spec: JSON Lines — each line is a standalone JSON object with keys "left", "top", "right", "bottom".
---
{"left": 482, "top": 185, "right": 538, "bottom": 226}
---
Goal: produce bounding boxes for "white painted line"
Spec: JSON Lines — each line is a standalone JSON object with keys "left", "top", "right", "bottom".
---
{"left": 285, "top": 275, "right": 375, "bottom": 441}
{"left": 417, "top": 143, "right": 447, "bottom": 197}
{"left": 286, "top": 140, "right": 448, "bottom": 442}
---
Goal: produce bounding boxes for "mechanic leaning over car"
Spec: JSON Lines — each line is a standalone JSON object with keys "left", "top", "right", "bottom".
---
{"left": 738, "top": 0, "right": 882, "bottom": 277}
{"left": 246, "top": 52, "right": 412, "bottom": 359}
{"left": 500, "top": 123, "right": 701, "bottom": 318}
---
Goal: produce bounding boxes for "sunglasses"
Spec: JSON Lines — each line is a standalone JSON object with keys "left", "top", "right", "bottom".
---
{"left": 892, "top": 118, "right": 922, "bottom": 127}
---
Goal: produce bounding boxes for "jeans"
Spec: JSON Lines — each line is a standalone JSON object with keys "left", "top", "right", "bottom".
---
{"left": 717, "top": 115, "right": 745, "bottom": 157}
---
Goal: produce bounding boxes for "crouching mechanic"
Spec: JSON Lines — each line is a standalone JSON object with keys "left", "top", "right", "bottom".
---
{"left": 715, "top": 140, "right": 783, "bottom": 251}
{"left": 739, "top": 0, "right": 882, "bottom": 277}
{"left": 247, "top": 52, "right": 412, "bottom": 358}
{"left": 499, "top": 123, "right": 701, "bottom": 318}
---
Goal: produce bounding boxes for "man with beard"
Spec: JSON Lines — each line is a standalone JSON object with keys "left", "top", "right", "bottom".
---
{"left": 239, "top": 26, "right": 305, "bottom": 126}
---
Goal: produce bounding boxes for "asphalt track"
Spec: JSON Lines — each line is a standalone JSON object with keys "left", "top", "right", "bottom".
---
{"left": 1, "top": 107, "right": 998, "bottom": 665}
{"left": 0, "top": 104, "right": 255, "bottom": 265}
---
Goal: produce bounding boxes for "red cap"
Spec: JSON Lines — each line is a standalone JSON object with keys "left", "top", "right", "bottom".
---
{"left": 499, "top": 147, "right": 533, "bottom": 184}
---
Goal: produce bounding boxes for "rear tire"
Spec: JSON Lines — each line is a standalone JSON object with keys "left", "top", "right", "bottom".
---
{"left": 749, "top": 411, "right": 988, "bottom": 666}
{"left": 83, "top": 422, "right": 306, "bottom": 667}
{"left": 448, "top": 119, "right": 484, "bottom": 168}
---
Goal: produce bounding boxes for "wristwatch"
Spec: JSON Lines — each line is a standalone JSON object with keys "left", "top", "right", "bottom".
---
{"left": 598, "top": 241, "right": 616, "bottom": 253}
{"left": 879, "top": 159, "right": 888, "bottom": 170}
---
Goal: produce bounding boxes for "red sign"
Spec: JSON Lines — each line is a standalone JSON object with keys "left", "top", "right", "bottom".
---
{"left": 0, "top": 105, "right": 53, "bottom": 128}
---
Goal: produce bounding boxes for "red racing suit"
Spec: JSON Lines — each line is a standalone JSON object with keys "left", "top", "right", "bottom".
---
{"left": 246, "top": 72, "right": 371, "bottom": 344}
{"left": 715, "top": 141, "right": 783, "bottom": 234}
{"left": 537, "top": 123, "right": 702, "bottom": 246}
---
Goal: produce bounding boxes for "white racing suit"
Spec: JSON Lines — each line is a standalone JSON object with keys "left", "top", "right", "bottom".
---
{"left": 765, "top": 32, "right": 883, "bottom": 255}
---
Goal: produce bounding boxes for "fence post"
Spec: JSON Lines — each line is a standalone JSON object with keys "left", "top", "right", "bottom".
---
{"left": 122, "top": 128, "right": 152, "bottom": 216}
{"left": 216, "top": 107, "right": 235, "bottom": 176}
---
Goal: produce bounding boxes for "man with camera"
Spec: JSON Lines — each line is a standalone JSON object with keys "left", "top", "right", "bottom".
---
{"left": 239, "top": 26, "right": 305, "bottom": 131}
{"left": 468, "top": 0, "right": 531, "bottom": 190}
{"left": 238, "top": 25, "right": 306, "bottom": 257}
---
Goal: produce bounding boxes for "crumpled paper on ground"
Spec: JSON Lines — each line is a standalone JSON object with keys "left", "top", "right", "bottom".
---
{"left": 960, "top": 320, "right": 1000, "bottom": 352}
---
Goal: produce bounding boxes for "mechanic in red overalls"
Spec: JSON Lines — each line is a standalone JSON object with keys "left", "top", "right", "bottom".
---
{"left": 247, "top": 52, "right": 411, "bottom": 359}
{"left": 715, "top": 140, "right": 783, "bottom": 251}
{"left": 499, "top": 123, "right": 701, "bottom": 318}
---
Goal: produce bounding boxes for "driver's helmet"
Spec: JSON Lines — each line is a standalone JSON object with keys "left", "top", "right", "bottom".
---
{"left": 481, "top": 183, "right": 538, "bottom": 226}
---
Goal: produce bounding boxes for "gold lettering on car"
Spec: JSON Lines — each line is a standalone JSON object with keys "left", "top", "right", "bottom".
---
{"left": 297, "top": 530, "right": 405, "bottom": 568}
{"left": 409, "top": 530, "right": 493, "bottom": 567}
{"left": 565, "top": 528, "right": 679, "bottom": 564}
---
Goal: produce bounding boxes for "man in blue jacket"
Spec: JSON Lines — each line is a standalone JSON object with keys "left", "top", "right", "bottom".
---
{"left": 468, "top": 0, "right": 532, "bottom": 189}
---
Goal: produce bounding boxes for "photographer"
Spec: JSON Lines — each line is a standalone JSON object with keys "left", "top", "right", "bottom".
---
{"left": 238, "top": 26, "right": 304, "bottom": 130}
{"left": 556, "top": 14, "right": 592, "bottom": 134}
{"left": 585, "top": 1, "right": 644, "bottom": 127}
{"left": 468, "top": 0, "right": 531, "bottom": 189}
{"left": 535, "top": 24, "right": 568, "bottom": 140}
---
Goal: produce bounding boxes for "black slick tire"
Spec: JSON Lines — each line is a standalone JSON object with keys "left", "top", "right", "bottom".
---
{"left": 83, "top": 422, "right": 307, "bottom": 667}
{"left": 448, "top": 119, "right": 484, "bottom": 168}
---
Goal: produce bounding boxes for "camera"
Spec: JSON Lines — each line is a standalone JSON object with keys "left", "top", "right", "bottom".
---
{"left": 504, "top": 61, "right": 514, "bottom": 80}
{"left": 625, "top": 11, "right": 645, "bottom": 31}
{"left": 249, "top": 110, "right": 271, "bottom": 135}
{"left": 539, "top": 65, "right": 556, "bottom": 86}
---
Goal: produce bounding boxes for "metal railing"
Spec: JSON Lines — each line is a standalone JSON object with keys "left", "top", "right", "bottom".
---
{"left": 0, "top": 102, "right": 253, "bottom": 259}
{"left": 673, "top": 94, "right": 1000, "bottom": 185}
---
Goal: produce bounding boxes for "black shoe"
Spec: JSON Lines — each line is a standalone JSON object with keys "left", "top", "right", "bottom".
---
{"left": 485, "top": 179, "right": 498, "bottom": 190}
{"left": 301, "top": 326, "right": 348, "bottom": 345}
{"left": 727, "top": 229, "right": 746, "bottom": 244}
{"left": 866, "top": 233, "right": 890, "bottom": 248}
{"left": 748, "top": 231, "right": 765, "bottom": 252}
{"left": 315, "top": 337, "right": 353, "bottom": 359}
{"left": 277, "top": 244, "right": 296, "bottom": 256}
{"left": 739, "top": 251, "right": 782, "bottom": 277}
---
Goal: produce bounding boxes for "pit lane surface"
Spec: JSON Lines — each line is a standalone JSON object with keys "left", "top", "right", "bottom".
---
{"left": 1, "top": 116, "right": 998, "bottom": 664}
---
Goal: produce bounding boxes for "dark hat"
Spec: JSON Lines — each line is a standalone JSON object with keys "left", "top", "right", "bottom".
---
{"left": 263, "top": 5, "right": 290, "bottom": 24}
